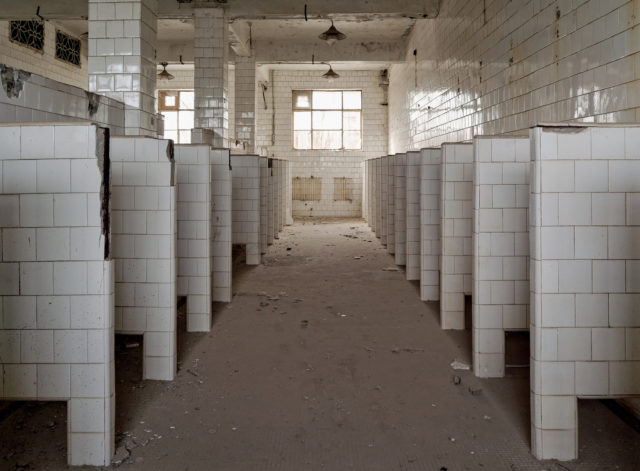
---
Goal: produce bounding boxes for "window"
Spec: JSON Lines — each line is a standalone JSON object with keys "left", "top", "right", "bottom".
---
{"left": 55, "top": 30, "right": 81, "bottom": 66}
{"left": 9, "top": 20, "right": 44, "bottom": 52}
{"left": 293, "top": 90, "right": 362, "bottom": 150}
{"left": 158, "top": 90, "right": 195, "bottom": 144}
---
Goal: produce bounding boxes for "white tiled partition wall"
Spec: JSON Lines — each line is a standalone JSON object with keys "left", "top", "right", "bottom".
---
{"left": 273, "top": 159, "right": 282, "bottom": 238}
{"left": 267, "top": 159, "right": 275, "bottom": 245}
{"left": 472, "top": 137, "right": 530, "bottom": 378}
{"left": 174, "top": 145, "right": 212, "bottom": 332}
{"left": 440, "top": 143, "right": 473, "bottom": 329}
{"left": 394, "top": 153, "right": 407, "bottom": 266}
{"left": 260, "top": 158, "right": 268, "bottom": 254}
{"left": 405, "top": 151, "right": 422, "bottom": 280}
{"left": 211, "top": 149, "right": 232, "bottom": 303}
{"left": 231, "top": 155, "right": 261, "bottom": 265}
{"left": 386, "top": 156, "right": 395, "bottom": 254}
{"left": 530, "top": 124, "right": 640, "bottom": 460}
{"left": 110, "top": 136, "right": 177, "bottom": 381}
{"left": 368, "top": 158, "right": 376, "bottom": 233}
{"left": 380, "top": 157, "right": 388, "bottom": 246}
{"left": 0, "top": 123, "right": 115, "bottom": 466}
{"left": 420, "top": 148, "right": 441, "bottom": 301}
{"left": 375, "top": 158, "right": 382, "bottom": 238}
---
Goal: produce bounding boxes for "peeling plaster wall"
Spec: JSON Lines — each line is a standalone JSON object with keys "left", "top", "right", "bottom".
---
{"left": 389, "top": 0, "right": 640, "bottom": 151}
{"left": 256, "top": 69, "right": 387, "bottom": 218}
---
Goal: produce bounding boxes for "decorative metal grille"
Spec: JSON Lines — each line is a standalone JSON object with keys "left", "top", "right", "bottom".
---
{"left": 9, "top": 20, "right": 44, "bottom": 52}
{"left": 55, "top": 30, "right": 81, "bottom": 66}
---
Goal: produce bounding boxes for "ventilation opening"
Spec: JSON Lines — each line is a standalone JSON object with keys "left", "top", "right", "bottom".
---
{"left": 55, "top": 30, "right": 81, "bottom": 66}
{"left": 292, "top": 177, "right": 321, "bottom": 201}
{"left": 9, "top": 20, "right": 44, "bottom": 52}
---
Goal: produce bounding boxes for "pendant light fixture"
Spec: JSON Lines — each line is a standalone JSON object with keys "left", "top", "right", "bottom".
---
{"left": 158, "top": 62, "right": 174, "bottom": 80}
{"left": 318, "top": 20, "right": 346, "bottom": 46}
{"left": 322, "top": 64, "right": 340, "bottom": 81}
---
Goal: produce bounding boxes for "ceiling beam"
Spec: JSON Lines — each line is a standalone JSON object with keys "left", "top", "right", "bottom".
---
{"left": 0, "top": 0, "right": 439, "bottom": 20}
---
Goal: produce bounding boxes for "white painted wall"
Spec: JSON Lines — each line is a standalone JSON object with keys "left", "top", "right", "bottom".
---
{"left": 389, "top": 0, "right": 640, "bottom": 152}
{"left": 256, "top": 69, "right": 388, "bottom": 217}
{"left": 0, "top": 20, "right": 88, "bottom": 90}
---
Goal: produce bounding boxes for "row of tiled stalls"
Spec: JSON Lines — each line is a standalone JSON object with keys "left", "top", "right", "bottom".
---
{"left": 363, "top": 124, "right": 640, "bottom": 461}
{"left": 0, "top": 122, "right": 290, "bottom": 465}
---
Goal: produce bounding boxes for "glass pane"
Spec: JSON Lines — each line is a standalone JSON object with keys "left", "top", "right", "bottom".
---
{"left": 294, "top": 92, "right": 311, "bottom": 109}
{"left": 344, "top": 131, "right": 361, "bottom": 149}
{"left": 180, "top": 91, "right": 194, "bottom": 109}
{"left": 178, "top": 110, "right": 194, "bottom": 130}
{"left": 294, "top": 131, "right": 311, "bottom": 149}
{"left": 164, "top": 130, "right": 178, "bottom": 142}
{"left": 343, "top": 91, "right": 361, "bottom": 109}
{"left": 313, "top": 91, "right": 341, "bottom": 109}
{"left": 179, "top": 130, "right": 191, "bottom": 144}
{"left": 313, "top": 111, "right": 342, "bottom": 130}
{"left": 293, "top": 111, "right": 311, "bottom": 130}
{"left": 313, "top": 131, "right": 341, "bottom": 149}
{"left": 164, "top": 95, "right": 176, "bottom": 107}
{"left": 343, "top": 111, "right": 361, "bottom": 130}
{"left": 162, "top": 111, "right": 178, "bottom": 130}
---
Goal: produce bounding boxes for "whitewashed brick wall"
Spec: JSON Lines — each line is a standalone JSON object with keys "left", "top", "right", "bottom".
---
{"left": 0, "top": 21, "right": 88, "bottom": 90}
{"left": 472, "top": 136, "right": 530, "bottom": 378}
{"left": 232, "top": 155, "right": 261, "bottom": 265}
{"left": 256, "top": 70, "right": 387, "bottom": 217}
{"left": 0, "top": 123, "right": 114, "bottom": 466}
{"left": 389, "top": 0, "right": 640, "bottom": 152}
{"left": 440, "top": 143, "right": 473, "bottom": 329}
{"left": 420, "top": 148, "right": 441, "bottom": 301}
{"left": 530, "top": 124, "right": 640, "bottom": 460}
{"left": 405, "top": 151, "right": 421, "bottom": 281}
{"left": 394, "top": 154, "right": 406, "bottom": 266}
{"left": 174, "top": 144, "right": 212, "bottom": 332}
{"left": 211, "top": 148, "right": 232, "bottom": 303}
{"left": 110, "top": 136, "right": 176, "bottom": 381}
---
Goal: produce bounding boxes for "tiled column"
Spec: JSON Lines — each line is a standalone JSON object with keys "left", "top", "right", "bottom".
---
{"left": 440, "top": 143, "right": 473, "bottom": 330}
{"left": 260, "top": 157, "right": 268, "bottom": 253}
{"left": 420, "top": 148, "right": 441, "bottom": 301}
{"left": 235, "top": 56, "right": 256, "bottom": 153}
{"left": 387, "top": 155, "right": 396, "bottom": 255}
{"left": 375, "top": 158, "right": 382, "bottom": 238}
{"left": 370, "top": 159, "right": 377, "bottom": 233}
{"left": 286, "top": 161, "right": 293, "bottom": 225}
{"left": 406, "top": 151, "right": 422, "bottom": 280}
{"left": 394, "top": 153, "right": 407, "bottom": 266}
{"left": 88, "top": 0, "right": 158, "bottom": 136}
{"left": 267, "top": 159, "right": 274, "bottom": 245}
{"left": 363, "top": 161, "right": 368, "bottom": 224}
{"left": 530, "top": 124, "right": 640, "bottom": 460}
{"left": 193, "top": 7, "right": 229, "bottom": 148}
{"left": 472, "top": 137, "right": 530, "bottom": 377}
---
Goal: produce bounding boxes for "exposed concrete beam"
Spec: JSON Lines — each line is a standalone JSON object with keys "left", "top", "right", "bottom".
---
{"left": 229, "top": 21, "right": 252, "bottom": 57}
{"left": 157, "top": 38, "right": 405, "bottom": 64}
{"left": 0, "top": 0, "right": 439, "bottom": 20}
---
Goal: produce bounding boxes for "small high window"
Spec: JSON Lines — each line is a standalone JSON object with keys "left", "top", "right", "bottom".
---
{"left": 55, "top": 30, "right": 81, "bottom": 66}
{"left": 9, "top": 20, "right": 44, "bottom": 52}
{"left": 158, "top": 90, "right": 195, "bottom": 144}
{"left": 292, "top": 90, "right": 362, "bottom": 150}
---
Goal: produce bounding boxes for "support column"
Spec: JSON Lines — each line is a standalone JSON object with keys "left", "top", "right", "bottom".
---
{"left": 235, "top": 56, "right": 256, "bottom": 153}
{"left": 192, "top": 7, "right": 229, "bottom": 148}
{"left": 88, "top": 0, "right": 158, "bottom": 136}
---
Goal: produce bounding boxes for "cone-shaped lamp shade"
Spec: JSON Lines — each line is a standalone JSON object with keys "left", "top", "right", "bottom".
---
{"left": 318, "top": 20, "right": 346, "bottom": 46}
{"left": 322, "top": 64, "right": 340, "bottom": 81}
{"left": 158, "top": 62, "right": 174, "bottom": 80}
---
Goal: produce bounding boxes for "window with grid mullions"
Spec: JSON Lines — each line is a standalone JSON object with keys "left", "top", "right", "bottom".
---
{"left": 293, "top": 90, "right": 362, "bottom": 150}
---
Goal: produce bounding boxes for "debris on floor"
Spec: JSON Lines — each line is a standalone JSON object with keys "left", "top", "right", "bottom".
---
{"left": 382, "top": 266, "right": 400, "bottom": 271}
{"left": 450, "top": 359, "right": 471, "bottom": 370}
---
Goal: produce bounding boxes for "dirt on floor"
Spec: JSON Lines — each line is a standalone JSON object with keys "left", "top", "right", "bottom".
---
{"left": 1, "top": 218, "right": 639, "bottom": 471}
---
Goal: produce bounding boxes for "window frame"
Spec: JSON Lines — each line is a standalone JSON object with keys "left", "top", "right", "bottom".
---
{"left": 292, "top": 90, "right": 363, "bottom": 151}
{"left": 158, "top": 90, "right": 195, "bottom": 144}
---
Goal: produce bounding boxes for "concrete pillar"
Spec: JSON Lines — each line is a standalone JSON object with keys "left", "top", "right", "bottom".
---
{"left": 234, "top": 56, "right": 256, "bottom": 153}
{"left": 193, "top": 7, "right": 229, "bottom": 148}
{"left": 88, "top": 0, "right": 158, "bottom": 136}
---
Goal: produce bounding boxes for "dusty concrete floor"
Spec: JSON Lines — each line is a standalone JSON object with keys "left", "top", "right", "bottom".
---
{"left": 1, "top": 218, "right": 639, "bottom": 470}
